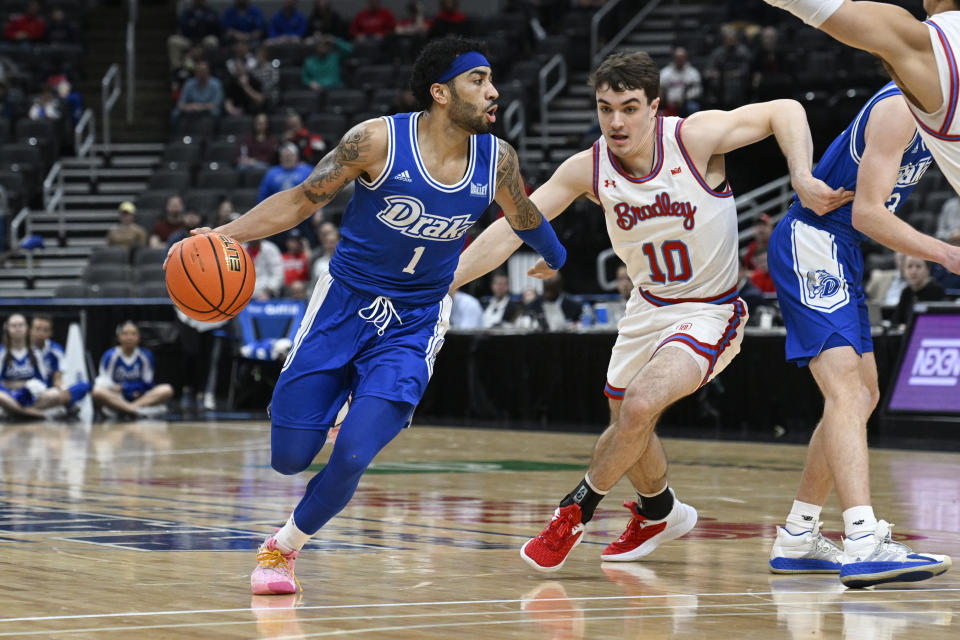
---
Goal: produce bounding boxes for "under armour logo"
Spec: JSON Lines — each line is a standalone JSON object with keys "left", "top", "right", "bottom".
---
{"left": 671, "top": 167, "right": 682, "bottom": 175}
{"left": 604, "top": 179, "right": 616, "bottom": 188}
{"left": 853, "top": 519, "right": 864, "bottom": 526}
{"left": 802, "top": 515, "right": 813, "bottom": 521}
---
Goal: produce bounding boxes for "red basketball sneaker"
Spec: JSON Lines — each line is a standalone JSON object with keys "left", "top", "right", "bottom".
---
{"left": 601, "top": 496, "right": 698, "bottom": 561}
{"left": 521, "top": 504, "right": 586, "bottom": 572}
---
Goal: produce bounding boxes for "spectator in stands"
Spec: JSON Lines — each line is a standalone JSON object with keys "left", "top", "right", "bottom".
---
{"left": 742, "top": 213, "right": 772, "bottom": 271}
{"left": 50, "top": 74, "right": 83, "bottom": 126}
{"left": 395, "top": 1, "right": 430, "bottom": 36}
{"left": 173, "top": 60, "right": 223, "bottom": 123}
{"left": 168, "top": 0, "right": 221, "bottom": 69}
{"left": 224, "top": 64, "right": 266, "bottom": 116}
{"left": 482, "top": 271, "right": 522, "bottom": 328}
{"left": 351, "top": 0, "right": 396, "bottom": 39}
{"left": 524, "top": 273, "right": 580, "bottom": 331}
{"left": 27, "top": 85, "right": 60, "bottom": 121}
{"left": 282, "top": 110, "right": 326, "bottom": 161}
{"left": 750, "top": 26, "right": 794, "bottom": 101}
{"left": 166, "top": 210, "right": 206, "bottom": 249}
{"left": 259, "top": 142, "right": 312, "bottom": 203}
{"left": 749, "top": 249, "right": 776, "bottom": 293}
{"left": 46, "top": 8, "right": 78, "bottom": 44}
{"left": 288, "top": 279, "right": 308, "bottom": 300}
{"left": 307, "top": 0, "right": 349, "bottom": 40}
{"left": 893, "top": 256, "right": 946, "bottom": 326}
{"left": 936, "top": 197, "right": 960, "bottom": 240}
{"left": 222, "top": 0, "right": 267, "bottom": 45}
{"left": 311, "top": 226, "right": 339, "bottom": 283}
{"left": 302, "top": 34, "right": 352, "bottom": 91}
{"left": 0, "top": 81, "right": 16, "bottom": 121}
{"left": 149, "top": 195, "right": 186, "bottom": 249}
{"left": 92, "top": 321, "right": 174, "bottom": 418}
{"left": 239, "top": 113, "right": 278, "bottom": 169}
{"left": 282, "top": 229, "right": 311, "bottom": 287}
{"left": 172, "top": 42, "right": 204, "bottom": 98}
{"left": 250, "top": 44, "right": 280, "bottom": 106}
{"left": 705, "top": 25, "right": 751, "bottom": 108}
{"left": 3, "top": 1, "right": 46, "bottom": 43}
{"left": 450, "top": 289, "right": 484, "bottom": 329}
{"left": 106, "top": 201, "right": 147, "bottom": 248}
{"left": 592, "top": 263, "right": 632, "bottom": 327}
{"left": 865, "top": 251, "right": 909, "bottom": 306}
{"left": 225, "top": 40, "right": 257, "bottom": 77}
{"left": 659, "top": 46, "right": 701, "bottom": 117}
{"left": 430, "top": 0, "right": 467, "bottom": 38}
{"left": 216, "top": 198, "right": 241, "bottom": 225}
{"left": 245, "top": 239, "right": 284, "bottom": 299}
{"left": 268, "top": 0, "right": 308, "bottom": 42}
{"left": 615, "top": 264, "right": 632, "bottom": 302}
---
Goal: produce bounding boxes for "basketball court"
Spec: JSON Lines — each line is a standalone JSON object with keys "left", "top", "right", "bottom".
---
{"left": 0, "top": 419, "right": 957, "bottom": 638}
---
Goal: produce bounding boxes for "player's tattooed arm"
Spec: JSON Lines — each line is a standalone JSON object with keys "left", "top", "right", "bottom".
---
{"left": 298, "top": 121, "right": 382, "bottom": 208}
{"left": 495, "top": 140, "right": 542, "bottom": 231}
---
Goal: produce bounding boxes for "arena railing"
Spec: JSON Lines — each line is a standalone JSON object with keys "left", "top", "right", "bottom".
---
{"left": 102, "top": 63, "right": 122, "bottom": 153}
{"left": 43, "top": 161, "right": 66, "bottom": 246}
{"left": 538, "top": 54, "right": 567, "bottom": 147}
{"left": 591, "top": 0, "right": 663, "bottom": 67}
{"left": 126, "top": 0, "right": 137, "bottom": 123}
{"left": 503, "top": 99, "right": 527, "bottom": 167}
{"left": 9, "top": 207, "right": 32, "bottom": 269}
{"left": 734, "top": 174, "right": 794, "bottom": 250}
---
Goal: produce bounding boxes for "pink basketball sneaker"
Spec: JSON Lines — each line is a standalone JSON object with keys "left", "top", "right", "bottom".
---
{"left": 251, "top": 536, "right": 300, "bottom": 595}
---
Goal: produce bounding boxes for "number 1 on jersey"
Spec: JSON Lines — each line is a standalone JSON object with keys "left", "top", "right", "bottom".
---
{"left": 403, "top": 246, "right": 426, "bottom": 274}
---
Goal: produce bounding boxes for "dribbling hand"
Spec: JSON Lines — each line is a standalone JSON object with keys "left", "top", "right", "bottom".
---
{"left": 792, "top": 173, "right": 855, "bottom": 215}
{"left": 162, "top": 227, "right": 214, "bottom": 268}
{"left": 528, "top": 258, "right": 557, "bottom": 280}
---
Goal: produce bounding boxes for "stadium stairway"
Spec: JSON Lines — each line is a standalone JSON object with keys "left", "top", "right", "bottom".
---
{"left": 0, "top": 142, "right": 163, "bottom": 298}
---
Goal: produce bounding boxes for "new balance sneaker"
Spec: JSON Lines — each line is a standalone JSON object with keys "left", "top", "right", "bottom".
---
{"left": 769, "top": 522, "right": 842, "bottom": 574}
{"left": 251, "top": 535, "right": 300, "bottom": 595}
{"left": 520, "top": 504, "right": 585, "bottom": 572}
{"left": 839, "top": 520, "right": 952, "bottom": 588}
{"left": 601, "top": 496, "right": 697, "bottom": 562}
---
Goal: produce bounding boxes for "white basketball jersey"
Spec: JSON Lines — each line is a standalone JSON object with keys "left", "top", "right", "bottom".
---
{"left": 909, "top": 13, "right": 960, "bottom": 195}
{"left": 592, "top": 116, "right": 739, "bottom": 302}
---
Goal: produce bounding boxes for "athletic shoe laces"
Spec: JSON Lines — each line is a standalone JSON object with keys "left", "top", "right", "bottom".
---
{"left": 256, "top": 547, "right": 302, "bottom": 593}
{"left": 541, "top": 510, "right": 577, "bottom": 551}
{"left": 359, "top": 296, "right": 403, "bottom": 336}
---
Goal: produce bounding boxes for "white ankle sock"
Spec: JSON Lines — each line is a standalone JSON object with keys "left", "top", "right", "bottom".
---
{"left": 842, "top": 505, "right": 877, "bottom": 540}
{"left": 784, "top": 500, "right": 822, "bottom": 534}
{"left": 273, "top": 514, "right": 311, "bottom": 553}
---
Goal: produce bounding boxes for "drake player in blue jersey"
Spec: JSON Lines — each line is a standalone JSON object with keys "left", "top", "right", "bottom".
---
{"left": 767, "top": 82, "right": 960, "bottom": 587}
{"left": 166, "top": 36, "right": 567, "bottom": 594}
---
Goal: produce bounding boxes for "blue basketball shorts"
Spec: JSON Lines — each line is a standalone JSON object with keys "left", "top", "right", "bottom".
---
{"left": 767, "top": 215, "right": 872, "bottom": 366}
{"left": 269, "top": 273, "right": 452, "bottom": 430}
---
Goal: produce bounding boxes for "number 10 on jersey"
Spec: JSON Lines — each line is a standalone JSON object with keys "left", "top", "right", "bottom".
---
{"left": 641, "top": 241, "right": 692, "bottom": 283}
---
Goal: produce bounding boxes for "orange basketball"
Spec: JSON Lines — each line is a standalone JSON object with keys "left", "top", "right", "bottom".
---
{"left": 165, "top": 233, "right": 256, "bottom": 322}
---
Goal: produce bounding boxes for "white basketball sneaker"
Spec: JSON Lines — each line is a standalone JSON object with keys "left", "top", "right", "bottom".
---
{"left": 769, "top": 521, "right": 842, "bottom": 574}
{"left": 840, "top": 520, "right": 951, "bottom": 588}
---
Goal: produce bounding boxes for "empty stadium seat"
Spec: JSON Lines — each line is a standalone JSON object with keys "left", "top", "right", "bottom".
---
{"left": 196, "top": 166, "right": 239, "bottom": 190}
{"left": 88, "top": 246, "right": 130, "bottom": 266}
{"left": 96, "top": 282, "right": 134, "bottom": 298}
{"left": 148, "top": 169, "right": 192, "bottom": 191}
{"left": 205, "top": 140, "right": 240, "bottom": 165}
{"left": 54, "top": 283, "right": 91, "bottom": 298}
{"left": 133, "top": 247, "right": 168, "bottom": 267}
{"left": 83, "top": 264, "right": 132, "bottom": 284}
{"left": 325, "top": 89, "right": 366, "bottom": 116}
{"left": 134, "top": 264, "right": 165, "bottom": 284}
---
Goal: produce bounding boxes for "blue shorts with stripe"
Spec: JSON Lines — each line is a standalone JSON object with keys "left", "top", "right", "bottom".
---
{"left": 768, "top": 213, "right": 872, "bottom": 366}
{"left": 270, "top": 274, "right": 450, "bottom": 430}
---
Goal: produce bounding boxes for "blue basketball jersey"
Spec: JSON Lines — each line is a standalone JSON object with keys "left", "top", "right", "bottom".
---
{"left": 96, "top": 347, "right": 155, "bottom": 387}
{"left": 329, "top": 112, "right": 499, "bottom": 306}
{"left": 0, "top": 346, "right": 48, "bottom": 384}
{"left": 787, "top": 82, "right": 933, "bottom": 241}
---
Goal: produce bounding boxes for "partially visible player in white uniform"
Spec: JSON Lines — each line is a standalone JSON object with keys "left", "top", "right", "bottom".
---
{"left": 764, "top": 0, "right": 960, "bottom": 193}
{"left": 452, "top": 51, "right": 852, "bottom": 571}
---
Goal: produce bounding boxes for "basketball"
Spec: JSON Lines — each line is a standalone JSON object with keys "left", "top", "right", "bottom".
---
{"left": 165, "top": 233, "right": 256, "bottom": 322}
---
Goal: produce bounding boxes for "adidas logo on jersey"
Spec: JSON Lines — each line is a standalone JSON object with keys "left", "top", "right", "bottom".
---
{"left": 393, "top": 170, "right": 413, "bottom": 182}
{"left": 470, "top": 182, "right": 488, "bottom": 197}
{"left": 377, "top": 195, "right": 473, "bottom": 241}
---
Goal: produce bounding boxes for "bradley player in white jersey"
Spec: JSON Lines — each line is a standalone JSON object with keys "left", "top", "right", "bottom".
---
{"left": 764, "top": 0, "right": 960, "bottom": 196}
{"left": 452, "top": 51, "right": 853, "bottom": 572}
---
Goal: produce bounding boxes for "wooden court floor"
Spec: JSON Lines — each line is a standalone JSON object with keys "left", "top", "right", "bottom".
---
{"left": 0, "top": 420, "right": 958, "bottom": 639}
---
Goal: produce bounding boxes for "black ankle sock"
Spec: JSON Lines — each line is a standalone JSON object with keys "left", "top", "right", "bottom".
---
{"left": 637, "top": 486, "right": 674, "bottom": 520}
{"left": 559, "top": 477, "right": 605, "bottom": 523}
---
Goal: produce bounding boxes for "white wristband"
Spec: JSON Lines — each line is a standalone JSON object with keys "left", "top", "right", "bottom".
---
{"left": 765, "top": 0, "right": 845, "bottom": 28}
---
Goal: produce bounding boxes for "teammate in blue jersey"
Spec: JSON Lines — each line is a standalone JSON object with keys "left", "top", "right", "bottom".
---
{"left": 767, "top": 83, "right": 960, "bottom": 587}
{"left": 91, "top": 321, "right": 174, "bottom": 417}
{"left": 0, "top": 314, "right": 88, "bottom": 419}
{"left": 166, "top": 36, "right": 567, "bottom": 595}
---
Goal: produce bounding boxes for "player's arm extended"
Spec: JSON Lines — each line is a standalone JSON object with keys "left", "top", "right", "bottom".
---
{"left": 452, "top": 150, "right": 592, "bottom": 289}
{"left": 681, "top": 101, "right": 853, "bottom": 214}
{"left": 492, "top": 140, "right": 567, "bottom": 270}
{"left": 852, "top": 97, "right": 959, "bottom": 270}
{"left": 215, "top": 121, "right": 384, "bottom": 243}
